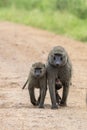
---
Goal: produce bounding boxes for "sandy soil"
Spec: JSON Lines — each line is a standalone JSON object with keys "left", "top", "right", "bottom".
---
{"left": 0, "top": 22, "right": 87, "bottom": 130}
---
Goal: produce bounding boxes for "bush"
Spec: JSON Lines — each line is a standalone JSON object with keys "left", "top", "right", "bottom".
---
{"left": 0, "top": 0, "right": 87, "bottom": 19}
{"left": 56, "top": 0, "right": 87, "bottom": 19}
{"left": 0, "top": 0, "right": 87, "bottom": 42}
{"left": 0, "top": 0, "right": 8, "bottom": 6}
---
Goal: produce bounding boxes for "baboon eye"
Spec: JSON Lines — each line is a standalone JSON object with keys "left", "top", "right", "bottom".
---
{"left": 61, "top": 57, "right": 63, "bottom": 61}
{"left": 54, "top": 57, "right": 55, "bottom": 60}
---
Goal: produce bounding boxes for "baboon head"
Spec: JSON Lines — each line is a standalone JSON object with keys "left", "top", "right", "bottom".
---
{"left": 31, "top": 62, "right": 46, "bottom": 78}
{"left": 48, "top": 46, "right": 68, "bottom": 67}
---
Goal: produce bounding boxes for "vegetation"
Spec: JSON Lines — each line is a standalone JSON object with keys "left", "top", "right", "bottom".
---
{"left": 0, "top": 0, "right": 87, "bottom": 42}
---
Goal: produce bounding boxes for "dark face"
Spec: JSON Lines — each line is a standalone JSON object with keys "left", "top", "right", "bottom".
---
{"left": 53, "top": 54, "right": 63, "bottom": 66}
{"left": 31, "top": 62, "right": 46, "bottom": 78}
{"left": 49, "top": 52, "right": 67, "bottom": 67}
{"left": 34, "top": 68, "right": 42, "bottom": 77}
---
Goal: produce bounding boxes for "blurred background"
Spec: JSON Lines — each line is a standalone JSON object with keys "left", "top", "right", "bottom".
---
{"left": 0, "top": 0, "right": 87, "bottom": 42}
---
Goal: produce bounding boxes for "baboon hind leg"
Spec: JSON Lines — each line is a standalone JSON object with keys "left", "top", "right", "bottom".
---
{"left": 37, "top": 91, "right": 41, "bottom": 105}
{"left": 38, "top": 87, "right": 47, "bottom": 108}
{"left": 60, "top": 82, "right": 69, "bottom": 106}
{"left": 55, "top": 90, "right": 61, "bottom": 104}
{"left": 55, "top": 83, "right": 62, "bottom": 104}
{"left": 28, "top": 87, "right": 38, "bottom": 106}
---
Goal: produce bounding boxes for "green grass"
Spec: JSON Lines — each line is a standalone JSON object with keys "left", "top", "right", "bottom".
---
{"left": 0, "top": 0, "right": 87, "bottom": 42}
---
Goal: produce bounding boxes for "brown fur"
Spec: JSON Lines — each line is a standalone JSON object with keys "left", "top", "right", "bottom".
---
{"left": 47, "top": 46, "right": 72, "bottom": 109}
{"left": 22, "top": 62, "right": 47, "bottom": 108}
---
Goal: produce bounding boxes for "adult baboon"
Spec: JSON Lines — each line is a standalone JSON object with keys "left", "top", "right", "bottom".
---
{"left": 47, "top": 46, "right": 72, "bottom": 109}
{"left": 22, "top": 62, "right": 47, "bottom": 108}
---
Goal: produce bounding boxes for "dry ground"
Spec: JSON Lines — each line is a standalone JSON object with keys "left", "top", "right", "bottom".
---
{"left": 0, "top": 22, "right": 87, "bottom": 130}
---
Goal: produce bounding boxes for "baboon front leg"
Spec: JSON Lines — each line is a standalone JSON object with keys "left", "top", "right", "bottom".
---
{"left": 28, "top": 87, "right": 38, "bottom": 106}
{"left": 48, "top": 78, "right": 58, "bottom": 109}
{"left": 60, "top": 82, "right": 69, "bottom": 106}
{"left": 38, "top": 87, "right": 47, "bottom": 108}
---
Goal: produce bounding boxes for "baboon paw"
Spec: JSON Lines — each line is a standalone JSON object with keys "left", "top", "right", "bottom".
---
{"left": 60, "top": 102, "right": 67, "bottom": 107}
{"left": 51, "top": 105, "right": 58, "bottom": 109}
{"left": 32, "top": 101, "right": 38, "bottom": 106}
{"left": 36, "top": 101, "right": 40, "bottom": 105}
{"left": 56, "top": 99, "right": 61, "bottom": 104}
{"left": 38, "top": 105, "right": 44, "bottom": 108}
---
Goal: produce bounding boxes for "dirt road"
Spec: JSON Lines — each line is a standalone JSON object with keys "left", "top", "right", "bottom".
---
{"left": 0, "top": 22, "right": 87, "bottom": 130}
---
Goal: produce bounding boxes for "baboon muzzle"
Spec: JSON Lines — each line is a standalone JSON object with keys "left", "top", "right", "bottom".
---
{"left": 54, "top": 54, "right": 62, "bottom": 65}
{"left": 35, "top": 68, "right": 41, "bottom": 76}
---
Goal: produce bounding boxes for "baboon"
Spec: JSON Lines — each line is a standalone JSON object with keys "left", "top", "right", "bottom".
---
{"left": 22, "top": 62, "right": 47, "bottom": 108}
{"left": 47, "top": 46, "right": 72, "bottom": 109}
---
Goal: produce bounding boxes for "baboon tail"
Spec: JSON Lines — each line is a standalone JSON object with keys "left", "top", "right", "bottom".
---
{"left": 22, "top": 79, "right": 28, "bottom": 89}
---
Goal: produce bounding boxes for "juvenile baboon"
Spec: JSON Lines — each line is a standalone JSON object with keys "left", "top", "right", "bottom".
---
{"left": 22, "top": 62, "right": 47, "bottom": 108}
{"left": 47, "top": 46, "right": 72, "bottom": 109}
